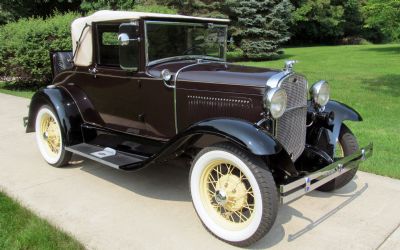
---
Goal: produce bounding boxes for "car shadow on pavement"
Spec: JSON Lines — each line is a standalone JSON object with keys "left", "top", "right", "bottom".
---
{"left": 70, "top": 156, "right": 368, "bottom": 249}
{"left": 251, "top": 182, "right": 368, "bottom": 249}
{"left": 72, "top": 156, "right": 192, "bottom": 202}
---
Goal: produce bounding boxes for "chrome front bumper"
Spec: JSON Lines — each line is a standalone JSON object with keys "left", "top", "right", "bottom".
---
{"left": 280, "top": 143, "right": 373, "bottom": 204}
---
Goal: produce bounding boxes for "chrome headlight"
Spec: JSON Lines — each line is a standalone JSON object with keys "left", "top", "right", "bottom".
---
{"left": 264, "top": 88, "right": 287, "bottom": 118}
{"left": 310, "top": 80, "right": 330, "bottom": 107}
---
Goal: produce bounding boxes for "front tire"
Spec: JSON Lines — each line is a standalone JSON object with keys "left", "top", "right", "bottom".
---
{"left": 35, "top": 105, "right": 71, "bottom": 167}
{"left": 317, "top": 124, "right": 359, "bottom": 192}
{"left": 189, "top": 143, "right": 278, "bottom": 247}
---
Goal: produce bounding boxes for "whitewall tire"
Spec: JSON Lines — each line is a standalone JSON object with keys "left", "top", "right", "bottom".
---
{"left": 35, "top": 105, "right": 71, "bottom": 167}
{"left": 189, "top": 143, "right": 278, "bottom": 247}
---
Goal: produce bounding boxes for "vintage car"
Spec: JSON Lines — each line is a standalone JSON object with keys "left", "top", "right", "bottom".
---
{"left": 25, "top": 10, "right": 373, "bottom": 246}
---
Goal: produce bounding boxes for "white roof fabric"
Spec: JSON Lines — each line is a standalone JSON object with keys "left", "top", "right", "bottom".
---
{"left": 71, "top": 10, "right": 230, "bottom": 66}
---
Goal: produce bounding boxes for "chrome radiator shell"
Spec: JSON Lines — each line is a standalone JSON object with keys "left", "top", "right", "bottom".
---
{"left": 274, "top": 74, "right": 308, "bottom": 161}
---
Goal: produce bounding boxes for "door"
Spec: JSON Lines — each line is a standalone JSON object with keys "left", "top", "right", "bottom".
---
{"left": 75, "top": 22, "right": 145, "bottom": 135}
{"left": 75, "top": 22, "right": 176, "bottom": 140}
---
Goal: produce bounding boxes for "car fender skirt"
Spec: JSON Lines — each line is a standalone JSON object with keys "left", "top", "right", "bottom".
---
{"left": 26, "top": 87, "right": 83, "bottom": 146}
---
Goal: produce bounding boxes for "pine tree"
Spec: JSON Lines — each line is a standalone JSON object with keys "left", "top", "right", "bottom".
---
{"left": 223, "top": 0, "right": 293, "bottom": 59}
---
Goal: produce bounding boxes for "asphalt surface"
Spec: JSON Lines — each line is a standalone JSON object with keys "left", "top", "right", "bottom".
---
{"left": 0, "top": 92, "right": 399, "bottom": 250}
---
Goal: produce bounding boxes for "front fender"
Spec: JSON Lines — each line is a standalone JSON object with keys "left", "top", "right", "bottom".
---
{"left": 26, "top": 87, "right": 83, "bottom": 146}
{"left": 151, "top": 118, "right": 286, "bottom": 163}
{"left": 325, "top": 100, "right": 363, "bottom": 122}
{"left": 312, "top": 100, "right": 362, "bottom": 146}
{"left": 185, "top": 118, "right": 283, "bottom": 155}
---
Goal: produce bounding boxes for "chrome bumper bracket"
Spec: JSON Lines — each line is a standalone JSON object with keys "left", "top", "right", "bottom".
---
{"left": 280, "top": 143, "right": 373, "bottom": 204}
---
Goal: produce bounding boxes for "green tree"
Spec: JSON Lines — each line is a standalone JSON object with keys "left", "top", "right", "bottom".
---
{"left": 155, "top": 0, "right": 225, "bottom": 18}
{"left": 290, "top": 0, "right": 344, "bottom": 43}
{"left": 223, "top": 0, "right": 293, "bottom": 59}
{"left": 363, "top": 0, "right": 400, "bottom": 41}
{"left": 80, "top": 0, "right": 177, "bottom": 14}
{"left": 80, "top": 0, "right": 135, "bottom": 12}
{"left": 0, "top": 0, "right": 81, "bottom": 25}
{"left": 338, "top": 0, "right": 364, "bottom": 37}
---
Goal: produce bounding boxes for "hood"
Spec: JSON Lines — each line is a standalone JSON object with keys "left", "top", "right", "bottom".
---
{"left": 147, "top": 60, "right": 280, "bottom": 91}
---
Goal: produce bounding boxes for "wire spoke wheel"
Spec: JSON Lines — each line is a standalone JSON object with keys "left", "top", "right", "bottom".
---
{"left": 201, "top": 161, "right": 255, "bottom": 227}
{"left": 35, "top": 105, "right": 71, "bottom": 167}
{"left": 190, "top": 143, "right": 278, "bottom": 246}
{"left": 39, "top": 113, "right": 61, "bottom": 156}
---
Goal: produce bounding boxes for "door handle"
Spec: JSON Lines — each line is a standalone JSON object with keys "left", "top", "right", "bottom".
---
{"left": 88, "top": 67, "right": 98, "bottom": 78}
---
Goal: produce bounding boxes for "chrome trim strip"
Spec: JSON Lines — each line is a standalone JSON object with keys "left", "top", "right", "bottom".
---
{"left": 173, "top": 62, "right": 200, "bottom": 134}
{"left": 266, "top": 71, "right": 292, "bottom": 89}
{"left": 280, "top": 143, "right": 373, "bottom": 204}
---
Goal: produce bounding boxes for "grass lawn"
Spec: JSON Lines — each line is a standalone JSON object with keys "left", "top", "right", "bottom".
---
{"left": 0, "top": 191, "right": 84, "bottom": 249}
{"left": 0, "top": 81, "right": 34, "bottom": 99}
{"left": 241, "top": 44, "right": 400, "bottom": 179}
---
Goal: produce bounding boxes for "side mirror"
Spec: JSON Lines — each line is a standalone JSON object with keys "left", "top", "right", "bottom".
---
{"left": 119, "top": 23, "right": 140, "bottom": 71}
{"left": 118, "top": 33, "right": 130, "bottom": 46}
{"left": 118, "top": 33, "right": 141, "bottom": 46}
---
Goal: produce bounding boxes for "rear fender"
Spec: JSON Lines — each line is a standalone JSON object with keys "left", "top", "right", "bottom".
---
{"left": 26, "top": 87, "right": 83, "bottom": 146}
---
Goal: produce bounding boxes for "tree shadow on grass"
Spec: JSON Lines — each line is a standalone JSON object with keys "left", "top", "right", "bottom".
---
{"left": 363, "top": 74, "right": 400, "bottom": 97}
{"left": 361, "top": 46, "right": 400, "bottom": 54}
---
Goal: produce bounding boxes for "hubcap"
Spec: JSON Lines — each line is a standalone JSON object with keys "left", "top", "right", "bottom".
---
{"left": 200, "top": 161, "right": 255, "bottom": 225}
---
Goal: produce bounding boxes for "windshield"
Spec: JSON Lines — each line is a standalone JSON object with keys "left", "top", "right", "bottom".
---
{"left": 145, "top": 21, "right": 227, "bottom": 65}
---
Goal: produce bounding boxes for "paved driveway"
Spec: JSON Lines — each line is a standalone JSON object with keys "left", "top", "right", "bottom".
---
{"left": 0, "top": 93, "right": 399, "bottom": 250}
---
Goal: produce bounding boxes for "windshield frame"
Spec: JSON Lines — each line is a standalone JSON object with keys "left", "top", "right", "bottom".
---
{"left": 144, "top": 20, "right": 228, "bottom": 67}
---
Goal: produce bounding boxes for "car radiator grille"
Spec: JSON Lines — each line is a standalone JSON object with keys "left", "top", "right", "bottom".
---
{"left": 275, "top": 74, "right": 308, "bottom": 161}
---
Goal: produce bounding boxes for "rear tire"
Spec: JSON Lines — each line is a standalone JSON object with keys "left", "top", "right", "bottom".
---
{"left": 317, "top": 124, "right": 359, "bottom": 192}
{"left": 189, "top": 143, "right": 278, "bottom": 247}
{"left": 35, "top": 105, "right": 72, "bottom": 167}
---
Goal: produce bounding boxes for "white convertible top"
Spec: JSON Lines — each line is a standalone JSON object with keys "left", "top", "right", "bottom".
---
{"left": 71, "top": 10, "right": 230, "bottom": 66}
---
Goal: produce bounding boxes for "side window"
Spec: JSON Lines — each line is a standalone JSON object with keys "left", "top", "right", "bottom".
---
{"left": 96, "top": 24, "right": 120, "bottom": 66}
{"left": 102, "top": 32, "right": 119, "bottom": 46}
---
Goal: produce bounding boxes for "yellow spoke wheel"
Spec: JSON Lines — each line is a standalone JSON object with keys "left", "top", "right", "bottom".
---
{"left": 39, "top": 113, "right": 61, "bottom": 156}
{"left": 190, "top": 144, "right": 278, "bottom": 246}
{"left": 35, "top": 105, "right": 70, "bottom": 167}
{"left": 201, "top": 160, "right": 255, "bottom": 226}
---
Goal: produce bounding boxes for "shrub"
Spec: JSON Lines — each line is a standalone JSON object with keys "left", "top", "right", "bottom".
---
{"left": 339, "top": 37, "right": 372, "bottom": 45}
{"left": 0, "top": 12, "right": 79, "bottom": 88}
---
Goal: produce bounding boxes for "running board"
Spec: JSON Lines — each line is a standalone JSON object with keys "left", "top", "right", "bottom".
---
{"left": 65, "top": 143, "right": 148, "bottom": 169}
